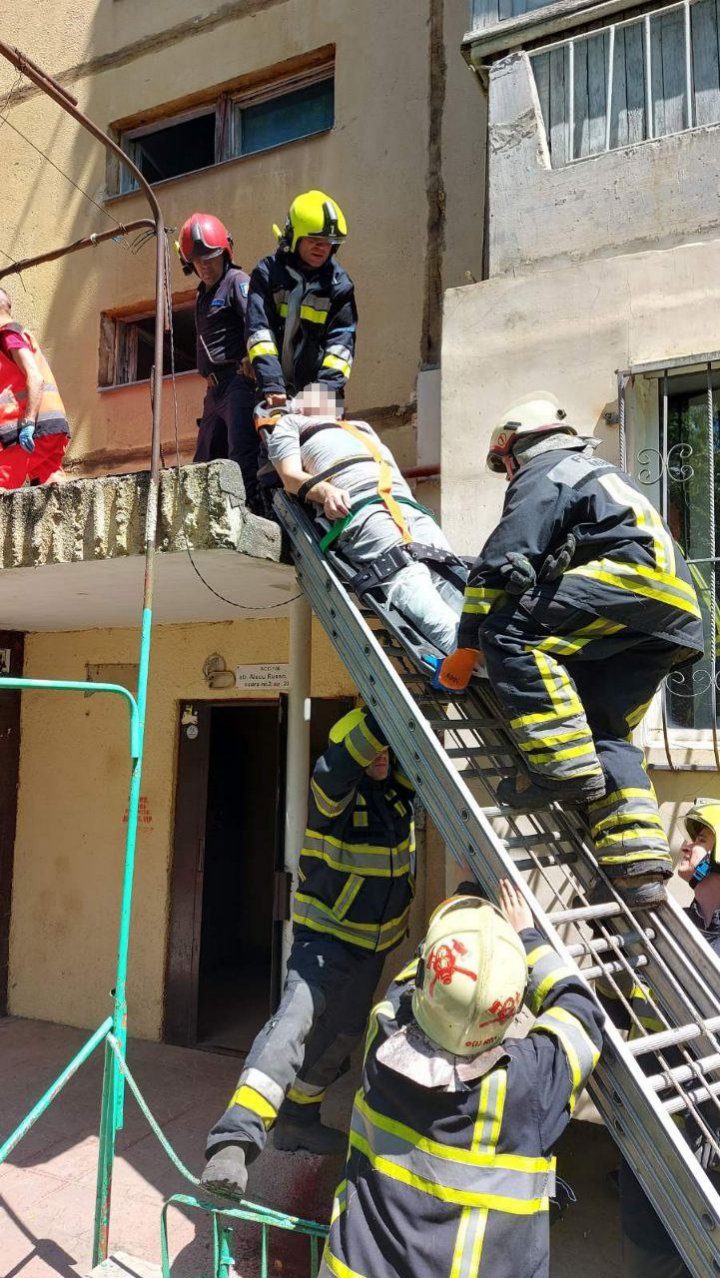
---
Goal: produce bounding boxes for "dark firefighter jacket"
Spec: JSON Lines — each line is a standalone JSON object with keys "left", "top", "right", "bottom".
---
{"left": 292, "top": 710, "right": 415, "bottom": 954}
{"left": 457, "top": 450, "right": 704, "bottom": 656}
{"left": 599, "top": 902, "right": 720, "bottom": 1259}
{"left": 246, "top": 250, "right": 357, "bottom": 397}
{"left": 323, "top": 931, "right": 603, "bottom": 1278}
{"left": 194, "top": 263, "right": 251, "bottom": 378}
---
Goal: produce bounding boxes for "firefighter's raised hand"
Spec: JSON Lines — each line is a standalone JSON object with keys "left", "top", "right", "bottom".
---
{"left": 499, "top": 878, "right": 533, "bottom": 933}
{"left": 320, "top": 483, "right": 352, "bottom": 520}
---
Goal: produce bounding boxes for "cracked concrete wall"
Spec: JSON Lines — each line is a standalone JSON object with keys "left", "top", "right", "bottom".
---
{"left": 0, "top": 461, "right": 280, "bottom": 570}
{"left": 487, "top": 51, "right": 720, "bottom": 275}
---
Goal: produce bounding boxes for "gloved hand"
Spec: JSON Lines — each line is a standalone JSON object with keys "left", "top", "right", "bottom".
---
{"left": 500, "top": 551, "right": 536, "bottom": 596}
{"left": 18, "top": 419, "right": 36, "bottom": 453}
{"left": 540, "top": 532, "right": 576, "bottom": 581}
{"left": 425, "top": 648, "right": 480, "bottom": 692}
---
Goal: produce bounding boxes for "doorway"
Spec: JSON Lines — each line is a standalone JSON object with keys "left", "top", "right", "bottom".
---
{"left": 165, "top": 696, "right": 352, "bottom": 1052}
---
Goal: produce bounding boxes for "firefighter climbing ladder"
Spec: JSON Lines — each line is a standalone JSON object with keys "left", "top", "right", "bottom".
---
{"left": 275, "top": 491, "right": 720, "bottom": 1278}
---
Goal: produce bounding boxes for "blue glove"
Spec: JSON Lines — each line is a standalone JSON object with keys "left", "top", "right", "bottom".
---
{"left": 18, "top": 419, "right": 36, "bottom": 453}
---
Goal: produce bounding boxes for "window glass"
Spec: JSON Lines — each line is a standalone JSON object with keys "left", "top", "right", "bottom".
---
{"left": 236, "top": 79, "right": 334, "bottom": 157}
{"left": 121, "top": 112, "right": 216, "bottom": 191}
{"left": 530, "top": 0, "right": 720, "bottom": 168}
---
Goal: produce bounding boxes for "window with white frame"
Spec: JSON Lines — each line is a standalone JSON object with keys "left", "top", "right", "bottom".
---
{"left": 530, "top": 0, "right": 720, "bottom": 168}
{"left": 114, "top": 59, "right": 334, "bottom": 194}
{"left": 620, "top": 355, "right": 720, "bottom": 751}
{"left": 99, "top": 303, "right": 197, "bottom": 387}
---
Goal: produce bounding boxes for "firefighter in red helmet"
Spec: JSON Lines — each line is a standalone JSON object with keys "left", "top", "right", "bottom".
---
{"left": 177, "top": 212, "right": 261, "bottom": 514}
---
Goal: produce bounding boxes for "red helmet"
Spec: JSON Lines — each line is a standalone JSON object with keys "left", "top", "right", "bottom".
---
{"left": 177, "top": 213, "right": 233, "bottom": 275}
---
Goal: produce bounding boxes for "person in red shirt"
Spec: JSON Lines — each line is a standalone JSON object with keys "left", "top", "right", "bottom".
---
{"left": 0, "top": 288, "right": 70, "bottom": 489}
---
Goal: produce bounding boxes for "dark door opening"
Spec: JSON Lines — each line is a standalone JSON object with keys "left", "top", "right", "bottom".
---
{"left": 165, "top": 695, "right": 353, "bottom": 1053}
{"left": 197, "top": 703, "right": 279, "bottom": 1052}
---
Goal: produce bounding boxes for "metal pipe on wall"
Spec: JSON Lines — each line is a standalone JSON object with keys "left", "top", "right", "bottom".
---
{"left": 283, "top": 595, "right": 312, "bottom": 971}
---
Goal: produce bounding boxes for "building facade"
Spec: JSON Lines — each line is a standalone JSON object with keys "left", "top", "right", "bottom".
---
{"left": 444, "top": 0, "right": 720, "bottom": 863}
{"left": 0, "top": 0, "right": 482, "bottom": 1045}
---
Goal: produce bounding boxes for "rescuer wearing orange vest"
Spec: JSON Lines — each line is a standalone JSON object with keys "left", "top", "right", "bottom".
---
{"left": 0, "top": 288, "right": 70, "bottom": 488}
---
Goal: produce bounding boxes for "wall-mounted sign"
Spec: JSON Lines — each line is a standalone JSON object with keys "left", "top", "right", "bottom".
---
{"left": 235, "top": 663, "right": 290, "bottom": 691}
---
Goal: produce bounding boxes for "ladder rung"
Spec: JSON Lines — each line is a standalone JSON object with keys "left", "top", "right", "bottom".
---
{"left": 549, "top": 901, "right": 622, "bottom": 925}
{"left": 567, "top": 929, "right": 650, "bottom": 959}
{"left": 583, "top": 954, "right": 648, "bottom": 982}
{"left": 504, "top": 832, "right": 563, "bottom": 848}
{"left": 649, "top": 1052, "right": 720, "bottom": 1094}
{"left": 664, "top": 1077, "right": 720, "bottom": 1117}
{"left": 514, "top": 851, "right": 578, "bottom": 872}
{"left": 426, "top": 717, "right": 500, "bottom": 730}
{"left": 629, "top": 1014, "right": 720, "bottom": 1057}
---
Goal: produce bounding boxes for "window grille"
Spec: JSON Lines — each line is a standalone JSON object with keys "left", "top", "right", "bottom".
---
{"left": 530, "top": 0, "right": 720, "bottom": 167}
{"left": 618, "top": 354, "right": 720, "bottom": 766}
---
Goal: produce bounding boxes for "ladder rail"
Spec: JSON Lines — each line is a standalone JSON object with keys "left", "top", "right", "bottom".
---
{"left": 276, "top": 494, "right": 720, "bottom": 1275}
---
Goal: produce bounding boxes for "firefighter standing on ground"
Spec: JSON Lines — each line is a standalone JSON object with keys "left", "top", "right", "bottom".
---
{"left": 201, "top": 706, "right": 415, "bottom": 1198}
{"left": 320, "top": 879, "right": 603, "bottom": 1278}
{"left": 600, "top": 798, "right": 720, "bottom": 1277}
{"left": 436, "top": 398, "right": 704, "bottom": 910}
{"left": 0, "top": 288, "right": 70, "bottom": 489}
{"left": 177, "top": 213, "right": 261, "bottom": 514}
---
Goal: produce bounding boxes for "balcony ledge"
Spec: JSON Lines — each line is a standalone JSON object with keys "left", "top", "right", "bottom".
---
{"left": 0, "top": 462, "right": 296, "bottom": 631}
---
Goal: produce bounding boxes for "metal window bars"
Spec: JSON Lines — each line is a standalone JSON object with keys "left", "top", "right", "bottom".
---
{"left": 618, "top": 354, "right": 720, "bottom": 769}
{"left": 531, "top": 0, "right": 707, "bottom": 167}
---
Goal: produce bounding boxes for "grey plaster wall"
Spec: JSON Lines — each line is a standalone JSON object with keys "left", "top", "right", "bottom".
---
{"left": 488, "top": 51, "right": 720, "bottom": 275}
{"left": 0, "top": 462, "right": 281, "bottom": 571}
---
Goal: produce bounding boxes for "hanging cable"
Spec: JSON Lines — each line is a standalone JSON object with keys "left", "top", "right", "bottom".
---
{"left": 0, "top": 109, "right": 130, "bottom": 244}
{"left": 162, "top": 234, "right": 301, "bottom": 612}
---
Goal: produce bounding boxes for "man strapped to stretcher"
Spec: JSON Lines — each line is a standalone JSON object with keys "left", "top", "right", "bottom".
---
{"left": 260, "top": 384, "right": 462, "bottom": 653}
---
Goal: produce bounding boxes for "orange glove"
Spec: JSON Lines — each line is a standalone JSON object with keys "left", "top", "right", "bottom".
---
{"left": 436, "top": 648, "right": 480, "bottom": 692}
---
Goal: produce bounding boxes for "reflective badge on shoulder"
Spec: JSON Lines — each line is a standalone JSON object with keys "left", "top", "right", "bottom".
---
{"left": 240, "top": 282, "right": 249, "bottom": 297}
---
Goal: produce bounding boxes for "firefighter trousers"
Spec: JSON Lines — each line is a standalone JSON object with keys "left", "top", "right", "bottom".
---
{"left": 194, "top": 374, "right": 260, "bottom": 514}
{"left": 481, "top": 594, "right": 688, "bottom": 874}
{"left": 205, "top": 931, "right": 386, "bottom": 1161}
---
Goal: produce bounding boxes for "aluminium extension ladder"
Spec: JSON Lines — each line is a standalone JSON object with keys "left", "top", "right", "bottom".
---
{"left": 275, "top": 490, "right": 720, "bottom": 1278}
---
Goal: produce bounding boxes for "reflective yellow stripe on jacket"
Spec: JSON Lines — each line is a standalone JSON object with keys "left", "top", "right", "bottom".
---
{"left": 292, "top": 894, "right": 410, "bottom": 951}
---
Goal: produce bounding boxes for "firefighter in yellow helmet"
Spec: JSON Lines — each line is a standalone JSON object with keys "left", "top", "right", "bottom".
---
{"left": 321, "top": 879, "right": 603, "bottom": 1278}
{"left": 201, "top": 706, "right": 415, "bottom": 1199}
{"left": 246, "top": 190, "right": 356, "bottom": 412}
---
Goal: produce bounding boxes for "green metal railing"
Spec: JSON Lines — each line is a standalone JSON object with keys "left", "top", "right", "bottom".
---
{"left": 0, "top": 43, "right": 327, "bottom": 1278}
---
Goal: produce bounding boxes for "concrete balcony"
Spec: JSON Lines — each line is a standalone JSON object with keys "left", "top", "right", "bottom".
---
{"left": 0, "top": 462, "right": 295, "bottom": 631}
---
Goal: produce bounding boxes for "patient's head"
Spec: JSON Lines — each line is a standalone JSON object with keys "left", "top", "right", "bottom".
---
{"left": 291, "top": 384, "right": 338, "bottom": 417}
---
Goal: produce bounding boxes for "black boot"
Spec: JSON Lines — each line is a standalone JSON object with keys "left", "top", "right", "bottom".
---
{"left": 597, "top": 860, "right": 671, "bottom": 910}
{"left": 498, "top": 772, "right": 606, "bottom": 810}
{"left": 273, "top": 1114, "right": 347, "bottom": 1156}
{"left": 200, "top": 1144, "right": 249, "bottom": 1198}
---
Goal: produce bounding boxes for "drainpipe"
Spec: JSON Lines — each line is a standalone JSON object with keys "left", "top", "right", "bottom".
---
{"left": 283, "top": 595, "right": 312, "bottom": 970}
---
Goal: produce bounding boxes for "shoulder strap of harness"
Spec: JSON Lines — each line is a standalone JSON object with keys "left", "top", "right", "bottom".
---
{"left": 298, "top": 417, "right": 412, "bottom": 544}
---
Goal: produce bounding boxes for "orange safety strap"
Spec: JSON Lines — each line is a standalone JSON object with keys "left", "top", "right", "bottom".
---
{"left": 335, "top": 420, "right": 412, "bottom": 544}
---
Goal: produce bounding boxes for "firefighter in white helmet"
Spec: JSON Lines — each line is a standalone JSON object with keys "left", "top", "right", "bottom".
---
{"left": 434, "top": 396, "right": 705, "bottom": 910}
{"left": 320, "top": 879, "right": 603, "bottom": 1278}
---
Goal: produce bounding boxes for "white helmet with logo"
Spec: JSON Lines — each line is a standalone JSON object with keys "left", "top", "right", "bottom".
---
{"left": 487, "top": 396, "right": 577, "bottom": 477}
{"left": 412, "top": 895, "right": 528, "bottom": 1057}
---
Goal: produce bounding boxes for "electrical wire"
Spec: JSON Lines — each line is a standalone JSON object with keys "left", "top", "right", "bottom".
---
{"left": 0, "top": 109, "right": 130, "bottom": 245}
{"left": 162, "top": 234, "right": 302, "bottom": 612}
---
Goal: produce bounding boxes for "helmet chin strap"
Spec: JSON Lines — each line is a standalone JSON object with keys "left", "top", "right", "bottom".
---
{"left": 690, "top": 854, "right": 714, "bottom": 889}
